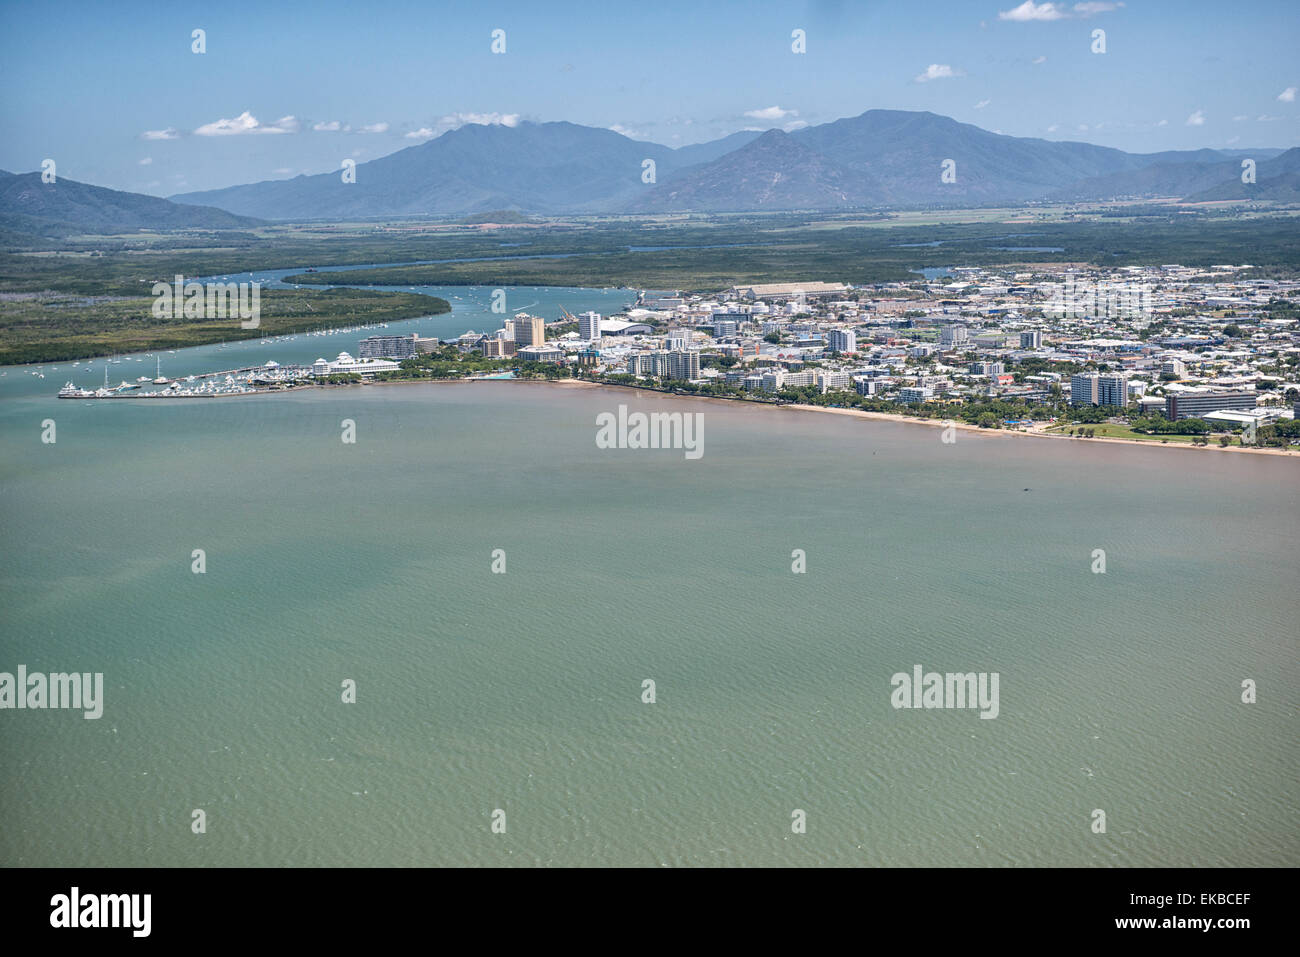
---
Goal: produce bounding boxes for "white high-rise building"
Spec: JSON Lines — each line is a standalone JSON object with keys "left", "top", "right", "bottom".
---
{"left": 1070, "top": 373, "right": 1099, "bottom": 406}
{"left": 666, "top": 350, "right": 700, "bottom": 381}
{"left": 827, "top": 329, "right": 856, "bottom": 354}
{"left": 1071, "top": 373, "right": 1130, "bottom": 407}
{"left": 1098, "top": 374, "right": 1129, "bottom": 407}
{"left": 579, "top": 311, "right": 602, "bottom": 342}
{"left": 940, "top": 325, "right": 968, "bottom": 348}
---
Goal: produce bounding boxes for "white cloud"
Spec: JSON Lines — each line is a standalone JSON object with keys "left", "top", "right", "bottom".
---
{"left": 608, "top": 123, "right": 647, "bottom": 138}
{"left": 1046, "top": 123, "right": 1059, "bottom": 132}
{"left": 437, "top": 112, "right": 519, "bottom": 131}
{"left": 1278, "top": 87, "right": 1297, "bottom": 103}
{"left": 1072, "top": 1, "right": 1123, "bottom": 14}
{"left": 915, "top": 64, "right": 963, "bottom": 83}
{"left": 357, "top": 122, "right": 389, "bottom": 134}
{"left": 999, "top": 1, "right": 1121, "bottom": 19}
{"left": 783, "top": 119, "right": 809, "bottom": 131}
{"left": 1156, "top": 119, "right": 1168, "bottom": 127}
{"left": 195, "top": 112, "right": 299, "bottom": 136}
{"left": 1257, "top": 114, "right": 1279, "bottom": 122}
{"left": 138, "top": 157, "right": 152, "bottom": 166}
{"left": 1232, "top": 115, "right": 1248, "bottom": 122}
{"left": 312, "top": 120, "right": 342, "bottom": 132}
{"left": 974, "top": 99, "right": 991, "bottom": 109}
{"left": 999, "top": 2, "right": 1066, "bottom": 21}
{"left": 272, "top": 167, "right": 293, "bottom": 175}
{"left": 1032, "top": 55, "right": 1047, "bottom": 64}
{"left": 401, "top": 112, "right": 524, "bottom": 140}
{"left": 1185, "top": 110, "right": 1205, "bottom": 126}
{"left": 1225, "top": 136, "right": 1240, "bottom": 145}
{"left": 141, "top": 128, "right": 180, "bottom": 140}
{"left": 744, "top": 105, "right": 798, "bottom": 121}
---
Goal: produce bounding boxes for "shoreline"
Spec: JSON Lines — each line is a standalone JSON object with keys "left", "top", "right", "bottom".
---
{"left": 68, "top": 371, "right": 1300, "bottom": 458}
{"left": 496, "top": 377, "right": 1300, "bottom": 458}
{"left": 786, "top": 403, "right": 1298, "bottom": 457}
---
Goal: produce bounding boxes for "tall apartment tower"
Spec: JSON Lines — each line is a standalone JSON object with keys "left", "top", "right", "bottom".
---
{"left": 579, "top": 311, "right": 602, "bottom": 342}
{"left": 1071, "top": 373, "right": 1130, "bottom": 407}
{"left": 1070, "top": 373, "right": 1099, "bottom": 406}
{"left": 514, "top": 314, "right": 545, "bottom": 349}
{"left": 1097, "top": 374, "right": 1129, "bottom": 407}
{"left": 828, "top": 329, "right": 856, "bottom": 354}
{"left": 667, "top": 350, "right": 700, "bottom": 381}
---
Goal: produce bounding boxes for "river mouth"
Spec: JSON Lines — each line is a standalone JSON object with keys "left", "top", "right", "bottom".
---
{"left": 1, "top": 276, "right": 641, "bottom": 398}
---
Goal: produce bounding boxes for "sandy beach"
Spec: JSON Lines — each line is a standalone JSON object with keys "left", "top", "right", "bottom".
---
{"left": 367, "top": 375, "right": 1300, "bottom": 458}
{"left": 785, "top": 404, "right": 1300, "bottom": 457}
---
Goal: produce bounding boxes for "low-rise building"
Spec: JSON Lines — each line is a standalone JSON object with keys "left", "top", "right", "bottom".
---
{"left": 1165, "top": 389, "right": 1257, "bottom": 420}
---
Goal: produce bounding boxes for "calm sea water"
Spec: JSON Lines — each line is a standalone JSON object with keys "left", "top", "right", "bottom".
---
{"left": 2, "top": 318, "right": 1298, "bottom": 866}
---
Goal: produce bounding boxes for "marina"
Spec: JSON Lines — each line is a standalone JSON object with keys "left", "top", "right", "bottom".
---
{"left": 58, "top": 361, "right": 312, "bottom": 398}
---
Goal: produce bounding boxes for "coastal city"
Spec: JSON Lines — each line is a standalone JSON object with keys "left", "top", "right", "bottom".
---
{"left": 6, "top": 0, "right": 1298, "bottom": 908}
{"left": 73, "top": 263, "right": 1296, "bottom": 450}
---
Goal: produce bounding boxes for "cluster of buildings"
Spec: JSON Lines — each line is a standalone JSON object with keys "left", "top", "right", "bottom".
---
{"left": 342, "top": 264, "right": 1299, "bottom": 432}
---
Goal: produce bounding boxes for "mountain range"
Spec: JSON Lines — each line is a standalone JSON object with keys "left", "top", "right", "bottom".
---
{"left": 0, "top": 170, "right": 262, "bottom": 239}
{"left": 2, "top": 110, "right": 1295, "bottom": 238}
{"left": 169, "top": 110, "right": 1295, "bottom": 219}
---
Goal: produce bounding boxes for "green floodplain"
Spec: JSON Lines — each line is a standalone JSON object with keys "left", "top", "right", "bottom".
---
{"left": 0, "top": 289, "right": 449, "bottom": 365}
{"left": 2, "top": 204, "right": 1298, "bottom": 364}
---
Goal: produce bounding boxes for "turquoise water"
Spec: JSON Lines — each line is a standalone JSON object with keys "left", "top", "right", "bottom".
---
{"left": 2, "top": 324, "right": 1298, "bottom": 866}
{"left": 21, "top": 281, "right": 632, "bottom": 396}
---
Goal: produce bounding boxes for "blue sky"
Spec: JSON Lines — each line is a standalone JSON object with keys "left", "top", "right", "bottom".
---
{"left": 2, "top": 0, "right": 1297, "bottom": 196}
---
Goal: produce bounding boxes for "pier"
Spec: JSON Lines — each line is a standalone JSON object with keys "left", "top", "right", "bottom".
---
{"left": 59, "top": 363, "right": 315, "bottom": 399}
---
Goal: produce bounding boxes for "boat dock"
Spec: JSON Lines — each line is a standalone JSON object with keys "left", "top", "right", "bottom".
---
{"left": 59, "top": 363, "right": 314, "bottom": 399}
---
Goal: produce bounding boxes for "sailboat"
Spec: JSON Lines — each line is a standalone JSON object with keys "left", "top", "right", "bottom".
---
{"left": 153, "top": 356, "right": 168, "bottom": 385}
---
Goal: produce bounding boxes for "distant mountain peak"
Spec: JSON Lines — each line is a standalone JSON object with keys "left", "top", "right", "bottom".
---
{"left": 155, "top": 109, "right": 1288, "bottom": 220}
{"left": 0, "top": 171, "right": 263, "bottom": 239}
